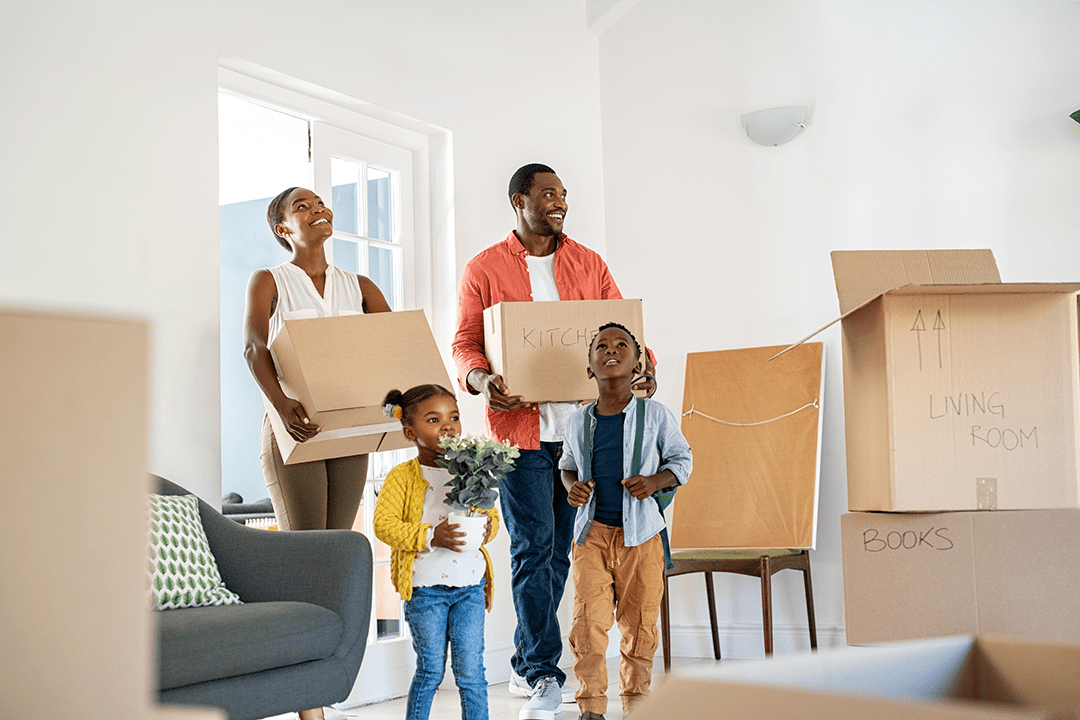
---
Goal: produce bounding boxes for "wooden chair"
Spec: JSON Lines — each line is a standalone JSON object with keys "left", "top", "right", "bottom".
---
{"left": 664, "top": 342, "right": 825, "bottom": 671}
{"left": 660, "top": 548, "right": 817, "bottom": 671}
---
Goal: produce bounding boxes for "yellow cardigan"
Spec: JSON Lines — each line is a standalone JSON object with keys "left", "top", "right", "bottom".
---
{"left": 373, "top": 457, "right": 499, "bottom": 610}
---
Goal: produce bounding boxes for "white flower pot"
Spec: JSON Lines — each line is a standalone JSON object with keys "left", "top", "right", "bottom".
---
{"left": 448, "top": 512, "right": 488, "bottom": 552}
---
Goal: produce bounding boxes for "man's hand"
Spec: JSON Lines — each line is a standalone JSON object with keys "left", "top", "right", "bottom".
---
{"left": 568, "top": 480, "right": 595, "bottom": 507}
{"left": 468, "top": 369, "right": 532, "bottom": 412}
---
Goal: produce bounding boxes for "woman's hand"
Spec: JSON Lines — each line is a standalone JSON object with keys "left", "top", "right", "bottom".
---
{"left": 432, "top": 518, "right": 465, "bottom": 552}
{"left": 482, "top": 515, "right": 493, "bottom": 545}
{"left": 568, "top": 480, "right": 595, "bottom": 508}
{"left": 275, "top": 397, "right": 320, "bottom": 442}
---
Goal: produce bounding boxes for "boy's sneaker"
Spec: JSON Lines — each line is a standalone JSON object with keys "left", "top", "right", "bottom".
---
{"left": 510, "top": 669, "right": 577, "bottom": 703}
{"left": 520, "top": 676, "right": 563, "bottom": 720}
{"left": 579, "top": 713, "right": 606, "bottom": 720}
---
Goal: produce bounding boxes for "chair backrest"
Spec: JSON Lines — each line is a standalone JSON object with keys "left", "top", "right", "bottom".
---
{"left": 675, "top": 343, "right": 824, "bottom": 550}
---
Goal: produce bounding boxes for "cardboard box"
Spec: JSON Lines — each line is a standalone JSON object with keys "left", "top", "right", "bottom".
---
{"left": 265, "top": 310, "right": 452, "bottom": 464}
{"left": 791, "top": 249, "right": 1080, "bottom": 511}
{"left": 841, "top": 510, "right": 1080, "bottom": 646}
{"left": 633, "top": 635, "right": 1080, "bottom": 720}
{"left": 676, "top": 343, "right": 824, "bottom": 549}
{"left": 483, "top": 299, "right": 645, "bottom": 402}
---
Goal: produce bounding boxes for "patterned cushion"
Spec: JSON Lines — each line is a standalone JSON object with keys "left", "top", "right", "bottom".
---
{"left": 147, "top": 494, "right": 242, "bottom": 610}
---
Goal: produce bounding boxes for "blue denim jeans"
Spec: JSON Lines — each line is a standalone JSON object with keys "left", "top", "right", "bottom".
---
{"left": 404, "top": 582, "right": 488, "bottom": 720}
{"left": 500, "top": 442, "right": 574, "bottom": 686}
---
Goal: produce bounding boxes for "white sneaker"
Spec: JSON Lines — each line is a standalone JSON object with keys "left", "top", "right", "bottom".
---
{"left": 509, "top": 669, "right": 532, "bottom": 697}
{"left": 519, "top": 676, "right": 563, "bottom": 720}
{"left": 323, "top": 708, "right": 348, "bottom": 720}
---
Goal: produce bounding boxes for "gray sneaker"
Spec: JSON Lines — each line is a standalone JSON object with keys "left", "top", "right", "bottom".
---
{"left": 519, "top": 676, "right": 563, "bottom": 720}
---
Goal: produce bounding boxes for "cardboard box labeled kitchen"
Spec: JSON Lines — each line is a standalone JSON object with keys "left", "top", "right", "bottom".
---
{"left": 787, "top": 249, "right": 1080, "bottom": 511}
{"left": 265, "top": 310, "right": 452, "bottom": 464}
{"left": 633, "top": 635, "right": 1080, "bottom": 720}
{"left": 483, "top": 299, "right": 644, "bottom": 402}
{"left": 841, "top": 510, "right": 1080, "bottom": 646}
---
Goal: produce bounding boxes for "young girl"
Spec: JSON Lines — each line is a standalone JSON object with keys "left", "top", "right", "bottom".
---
{"left": 374, "top": 384, "right": 499, "bottom": 720}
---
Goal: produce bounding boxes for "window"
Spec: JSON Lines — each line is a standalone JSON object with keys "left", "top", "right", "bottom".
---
{"left": 217, "top": 65, "right": 448, "bottom": 704}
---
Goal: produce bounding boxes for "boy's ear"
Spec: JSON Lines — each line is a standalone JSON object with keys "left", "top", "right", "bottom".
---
{"left": 586, "top": 365, "right": 595, "bottom": 379}
{"left": 634, "top": 359, "right": 643, "bottom": 375}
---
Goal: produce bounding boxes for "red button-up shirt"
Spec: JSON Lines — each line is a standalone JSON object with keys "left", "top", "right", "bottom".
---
{"left": 452, "top": 232, "right": 626, "bottom": 449}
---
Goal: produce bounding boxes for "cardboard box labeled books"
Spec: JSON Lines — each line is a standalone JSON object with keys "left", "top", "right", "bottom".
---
{"left": 265, "top": 310, "right": 452, "bottom": 464}
{"left": 841, "top": 510, "right": 1080, "bottom": 646}
{"left": 633, "top": 635, "right": 1080, "bottom": 720}
{"left": 794, "top": 249, "right": 1080, "bottom": 511}
{"left": 483, "top": 299, "right": 645, "bottom": 402}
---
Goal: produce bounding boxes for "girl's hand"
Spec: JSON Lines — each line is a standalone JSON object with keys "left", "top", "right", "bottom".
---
{"left": 568, "top": 480, "right": 595, "bottom": 507}
{"left": 432, "top": 518, "right": 465, "bottom": 552}
{"left": 482, "top": 515, "right": 493, "bottom": 545}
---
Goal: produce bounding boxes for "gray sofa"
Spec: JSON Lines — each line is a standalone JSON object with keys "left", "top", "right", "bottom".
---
{"left": 152, "top": 476, "right": 372, "bottom": 720}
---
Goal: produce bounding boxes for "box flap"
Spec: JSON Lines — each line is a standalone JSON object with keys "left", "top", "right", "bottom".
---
{"left": 832, "top": 250, "right": 1001, "bottom": 315}
{"left": 886, "top": 282, "right": 1080, "bottom": 296}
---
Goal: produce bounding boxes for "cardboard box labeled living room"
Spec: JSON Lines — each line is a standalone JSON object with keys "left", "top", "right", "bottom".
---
{"left": 483, "top": 299, "right": 645, "bottom": 402}
{"left": 264, "top": 310, "right": 452, "bottom": 464}
{"left": 786, "top": 249, "right": 1080, "bottom": 512}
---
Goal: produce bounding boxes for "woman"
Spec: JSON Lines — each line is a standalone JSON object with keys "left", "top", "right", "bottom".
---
{"left": 244, "top": 187, "right": 391, "bottom": 720}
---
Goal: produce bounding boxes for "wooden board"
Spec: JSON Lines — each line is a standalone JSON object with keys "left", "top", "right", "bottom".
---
{"left": 674, "top": 343, "right": 824, "bottom": 549}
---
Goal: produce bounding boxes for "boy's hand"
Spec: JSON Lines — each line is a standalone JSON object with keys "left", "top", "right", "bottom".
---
{"left": 482, "top": 515, "right": 493, "bottom": 545}
{"left": 432, "top": 518, "right": 465, "bottom": 552}
{"left": 568, "top": 480, "right": 595, "bottom": 507}
{"left": 622, "top": 474, "right": 663, "bottom": 500}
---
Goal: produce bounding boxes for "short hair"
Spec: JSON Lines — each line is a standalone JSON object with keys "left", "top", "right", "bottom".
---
{"left": 508, "top": 163, "right": 557, "bottom": 206}
{"left": 589, "top": 322, "right": 642, "bottom": 360}
{"left": 266, "top": 187, "right": 301, "bottom": 252}
{"left": 383, "top": 384, "right": 456, "bottom": 425}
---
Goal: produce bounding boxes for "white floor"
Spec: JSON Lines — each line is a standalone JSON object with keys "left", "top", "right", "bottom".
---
{"left": 265, "top": 657, "right": 721, "bottom": 720}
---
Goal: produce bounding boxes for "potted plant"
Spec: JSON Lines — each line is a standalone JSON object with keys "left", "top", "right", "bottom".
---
{"left": 437, "top": 434, "right": 519, "bottom": 550}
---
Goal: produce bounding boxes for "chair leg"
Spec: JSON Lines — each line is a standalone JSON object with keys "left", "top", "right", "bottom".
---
{"left": 760, "top": 555, "right": 773, "bottom": 656}
{"left": 704, "top": 572, "right": 721, "bottom": 660}
{"left": 802, "top": 552, "right": 818, "bottom": 651}
{"left": 661, "top": 572, "right": 672, "bottom": 673}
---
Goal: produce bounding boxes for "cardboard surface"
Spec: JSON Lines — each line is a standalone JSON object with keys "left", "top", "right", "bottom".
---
{"left": 676, "top": 343, "right": 824, "bottom": 549}
{"left": 1, "top": 310, "right": 155, "bottom": 719}
{"left": 266, "top": 310, "right": 451, "bottom": 464}
{"left": 634, "top": 635, "right": 1080, "bottom": 720}
{"left": 841, "top": 510, "right": 1080, "bottom": 646}
{"left": 483, "top": 299, "right": 644, "bottom": 402}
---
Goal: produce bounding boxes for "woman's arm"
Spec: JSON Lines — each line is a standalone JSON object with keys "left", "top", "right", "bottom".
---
{"left": 358, "top": 275, "right": 392, "bottom": 313}
{"left": 243, "top": 269, "right": 320, "bottom": 442}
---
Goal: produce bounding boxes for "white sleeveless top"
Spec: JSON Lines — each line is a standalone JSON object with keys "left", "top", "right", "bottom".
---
{"left": 266, "top": 262, "right": 366, "bottom": 344}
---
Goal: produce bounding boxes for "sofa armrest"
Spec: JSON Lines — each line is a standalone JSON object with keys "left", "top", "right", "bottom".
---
{"left": 151, "top": 476, "right": 373, "bottom": 661}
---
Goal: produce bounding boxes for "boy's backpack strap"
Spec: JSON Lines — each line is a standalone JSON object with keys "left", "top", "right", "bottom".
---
{"left": 636, "top": 396, "right": 676, "bottom": 571}
{"left": 581, "top": 401, "right": 596, "bottom": 486}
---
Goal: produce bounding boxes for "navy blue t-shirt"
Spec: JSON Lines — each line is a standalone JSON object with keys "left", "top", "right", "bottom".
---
{"left": 591, "top": 411, "right": 625, "bottom": 527}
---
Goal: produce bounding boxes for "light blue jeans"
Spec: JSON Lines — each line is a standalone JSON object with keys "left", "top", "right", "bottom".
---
{"left": 403, "top": 582, "right": 488, "bottom": 720}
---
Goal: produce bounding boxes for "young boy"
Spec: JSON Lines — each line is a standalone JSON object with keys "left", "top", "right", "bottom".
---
{"left": 559, "top": 323, "right": 693, "bottom": 720}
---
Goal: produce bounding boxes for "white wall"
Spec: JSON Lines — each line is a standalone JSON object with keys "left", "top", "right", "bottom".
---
{"left": 597, "top": 0, "right": 1080, "bottom": 656}
{"left": 0, "top": 0, "right": 607, "bottom": 703}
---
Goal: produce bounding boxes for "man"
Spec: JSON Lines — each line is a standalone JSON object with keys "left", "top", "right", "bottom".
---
{"left": 452, "top": 164, "right": 654, "bottom": 720}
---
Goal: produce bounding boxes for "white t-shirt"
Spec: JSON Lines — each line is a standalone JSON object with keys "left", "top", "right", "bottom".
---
{"left": 411, "top": 465, "right": 486, "bottom": 588}
{"left": 266, "top": 262, "right": 365, "bottom": 345}
{"left": 525, "top": 253, "right": 579, "bottom": 443}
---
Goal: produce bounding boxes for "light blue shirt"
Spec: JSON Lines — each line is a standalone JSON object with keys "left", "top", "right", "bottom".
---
{"left": 560, "top": 396, "right": 693, "bottom": 547}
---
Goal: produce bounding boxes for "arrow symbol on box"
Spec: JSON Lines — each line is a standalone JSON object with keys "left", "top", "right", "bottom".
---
{"left": 911, "top": 310, "right": 926, "bottom": 371}
{"left": 933, "top": 310, "right": 945, "bottom": 369}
